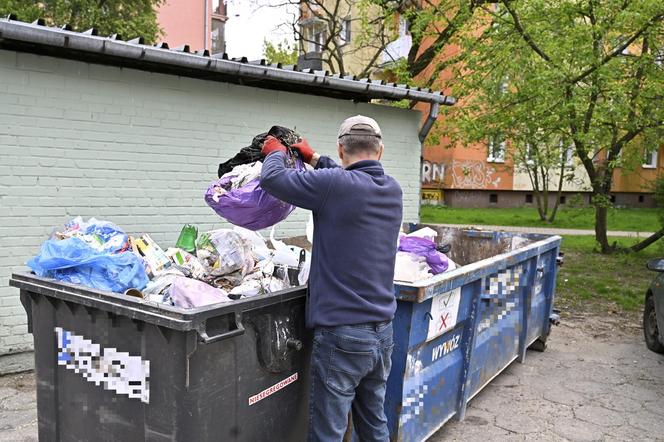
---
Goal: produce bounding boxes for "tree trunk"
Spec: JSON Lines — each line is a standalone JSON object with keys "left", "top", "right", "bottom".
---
{"left": 595, "top": 205, "right": 612, "bottom": 253}
{"left": 535, "top": 191, "right": 547, "bottom": 220}
{"left": 630, "top": 228, "right": 664, "bottom": 252}
{"left": 531, "top": 167, "right": 547, "bottom": 220}
{"left": 540, "top": 166, "right": 550, "bottom": 217}
{"left": 547, "top": 157, "right": 567, "bottom": 223}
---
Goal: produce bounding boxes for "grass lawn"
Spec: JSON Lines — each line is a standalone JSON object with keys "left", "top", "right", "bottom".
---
{"left": 556, "top": 235, "right": 663, "bottom": 313}
{"left": 422, "top": 206, "right": 660, "bottom": 232}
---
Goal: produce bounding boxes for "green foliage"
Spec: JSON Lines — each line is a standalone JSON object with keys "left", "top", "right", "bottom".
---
{"left": 263, "top": 39, "right": 298, "bottom": 65}
{"left": 438, "top": 0, "right": 664, "bottom": 250}
{"left": 566, "top": 194, "right": 587, "bottom": 209}
{"left": 420, "top": 206, "right": 661, "bottom": 232}
{"left": 0, "top": 0, "right": 163, "bottom": 44}
{"left": 557, "top": 235, "right": 660, "bottom": 312}
{"left": 654, "top": 177, "right": 664, "bottom": 226}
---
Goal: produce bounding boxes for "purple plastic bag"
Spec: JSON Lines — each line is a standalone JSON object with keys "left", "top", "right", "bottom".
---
{"left": 205, "top": 161, "right": 302, "bottom": 231}
{"left": 398, "top": 236, "right": 449, "bottom": 274}
{"left": 168, "top": 276, "right": 231, "bottom": 308}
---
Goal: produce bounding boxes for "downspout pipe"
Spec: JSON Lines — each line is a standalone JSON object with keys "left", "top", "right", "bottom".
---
{"left": 204, "top": 0, "right": 209, "bottom": 51}
{"left": 418, "top": 102, "right": 440, "bottom": 143}
{"left": 417, "top": 101, "right": 445, "bottom": 222}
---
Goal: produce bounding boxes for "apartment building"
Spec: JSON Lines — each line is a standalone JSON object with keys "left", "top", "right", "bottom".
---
{"left": 298, "top": 1, "right": 662, "bottom": 208}
{"left": 157, "top": 0, "right": 227, "bottom": 55}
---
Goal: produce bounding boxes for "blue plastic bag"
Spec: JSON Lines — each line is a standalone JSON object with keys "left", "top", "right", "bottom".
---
{"left": 27, "top": 237, "right": 148, "bottom": 293}
{"left": 83, "top": 220, "right": 129, "bottom": 253}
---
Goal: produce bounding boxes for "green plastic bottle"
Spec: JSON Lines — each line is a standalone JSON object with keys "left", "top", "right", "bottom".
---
{"left": 175, "top": 224, "right": 198, "bottom": 253}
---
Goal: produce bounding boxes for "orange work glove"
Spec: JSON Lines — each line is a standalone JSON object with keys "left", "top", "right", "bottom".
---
{"left": 261, "top": 136, "right": 287, "bottom": 156}
{"left": 290, "top": 138, "right": 316, "bottom": 164}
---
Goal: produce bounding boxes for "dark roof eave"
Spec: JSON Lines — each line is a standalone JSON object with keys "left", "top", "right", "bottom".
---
{"left": 0, "top": 19, "right": 456, "bottom": 106}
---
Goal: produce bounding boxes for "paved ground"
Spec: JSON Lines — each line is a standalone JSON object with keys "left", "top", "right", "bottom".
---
{"left": 0, "top": 372, "right": 36, "bottom": 442}
{"left": 433, "top": 314, "right": 663, "bottom": 441}
{"left": 0, "top": 316, "right": 662, "bottom": 441}
{"left": 433, "top": 223, "right": 655, "bottom": 238}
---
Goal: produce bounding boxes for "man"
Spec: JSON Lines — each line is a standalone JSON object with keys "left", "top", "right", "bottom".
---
{"left": 260, "top": 115, "right": 403, "bottom": 441}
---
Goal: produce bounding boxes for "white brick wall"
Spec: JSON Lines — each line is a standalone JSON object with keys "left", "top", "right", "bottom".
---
{"left": 0, "top": 49, "right": 423, "bottom": 355}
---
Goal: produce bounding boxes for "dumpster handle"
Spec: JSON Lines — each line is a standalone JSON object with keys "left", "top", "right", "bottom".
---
{"left": 198, "top": 312, "right": 245, "bottom": 344}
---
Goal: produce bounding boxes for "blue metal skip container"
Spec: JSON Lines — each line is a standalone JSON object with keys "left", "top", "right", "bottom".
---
{"left": 386, "top": 225, "right": 561, "bottom": 441}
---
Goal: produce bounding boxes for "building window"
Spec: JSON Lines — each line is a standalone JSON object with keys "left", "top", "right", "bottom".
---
{"left": 211, "top": 18, "right": 225, "bottom": 55}
{"left": 310, "top": 29, "right": 326, "bottom": 52}
{"left": 563, "top": 144, "right": 574, "bottom": 167}
{"left": 489, "top": 193, "right": 498, "bottom": 204}
{"left": 643, "top": 149, "right": 658, "bottom": 169}
{"left": 524, "top": 143, "right": 535, "bottom": 165}
{"left": 487, "top": 136, "right": 505, "bottom": 163}
{"left": 212, "top": 0, "right": 225, "bottom": 16}
{"left": 339, "top": 18, "right": 351, "bottom": 45}
{"left": 639, "top": 195, "right": 645, "bottom": 203}
{"left": 560, "top": 196, "right": 566, "bottom": 205}
{"left": 525, "top": 194, "right": 533, "bottom": 204}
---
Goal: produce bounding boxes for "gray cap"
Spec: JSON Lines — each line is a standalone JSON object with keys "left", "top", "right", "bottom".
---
{"left": 337, "top": 115, "right": 382, "bottom": 139}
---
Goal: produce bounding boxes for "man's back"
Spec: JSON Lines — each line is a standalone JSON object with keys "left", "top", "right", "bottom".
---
{"left": 259, "top": 115, "right": 402, "bottom": 441}
{"left": 306, "top": 157, "right": 402, "bottom": 328}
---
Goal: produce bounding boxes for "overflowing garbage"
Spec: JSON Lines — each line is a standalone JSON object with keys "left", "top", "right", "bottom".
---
{"left": 206, "top": 126, "right": 305, "bottom": 231}
{"left": 394, "top": 227, "right": 456, "bottom": 283}
{"left": 28, "top": 217, "right": 310, "bottom": 309}
{"left": 26, "top": 120, "right": 450, "bottom": 307}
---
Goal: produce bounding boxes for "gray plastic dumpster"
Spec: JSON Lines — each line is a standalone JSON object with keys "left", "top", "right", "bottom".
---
{"left": 10, "top": 273, "right": 310, "bottom": 442}
{"left": 385, "top": 225, "right": 562, "bottom": 441}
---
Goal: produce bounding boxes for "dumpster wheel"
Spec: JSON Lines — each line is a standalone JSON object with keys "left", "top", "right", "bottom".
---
{"left": 528, "top": 337, "right": 547, "bottom": 352}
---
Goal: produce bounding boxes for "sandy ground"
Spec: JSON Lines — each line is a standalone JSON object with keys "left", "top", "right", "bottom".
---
{"left": 1, "top": 315, "right": 662, "bottom": 442}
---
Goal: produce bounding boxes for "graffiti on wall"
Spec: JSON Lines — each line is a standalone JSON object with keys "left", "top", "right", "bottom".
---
{"left": 422, "top": 161, "right": 445, "bottom": 184}
{"left": 450, "top": 160, "right": 501, "bottom": 189}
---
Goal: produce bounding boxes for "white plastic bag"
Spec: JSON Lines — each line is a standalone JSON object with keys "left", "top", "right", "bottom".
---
{"left": 394, "top": 252, "right": 431, "bottom": 283}
{"left": 208, "top": 229, "right": 254, "bottom": 276}
{"left": 269, "top": 227, "right": 300, "bottom": 267}
{"left": 406, "top": 227, "right": 438, "bottom": 242}
{"left": 298, "top": 250, "right": 311, "bottom": 285}
{"left": 233, "top": 226, "right": 271, "bottom": 261}
{"left": 306, "top": 213, "right": 314, "bottom": 244}
{"left": 229, "top": 279, "right": 263, "bottom": 298}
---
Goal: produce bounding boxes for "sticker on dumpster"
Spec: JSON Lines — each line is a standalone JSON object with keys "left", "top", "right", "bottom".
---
{"left": 431, "top": 331, "right": 462, "bottom": 363}
{"left": 400, "top": 384, "right": 429, "bottom": 426}
{"left": 55, "top": 327, "right": 150, "bottom": 403}
{"left": 476, "top": 266, "right": 525, "bottom": 334}
{"left": 427, "top": 287, "right": 461, "bottom": 342}
{"left": 248, "top": 372, "right": 298, "bottom": 406}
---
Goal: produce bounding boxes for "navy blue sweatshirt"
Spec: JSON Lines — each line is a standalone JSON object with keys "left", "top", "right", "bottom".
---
{"left": 260, "top": 151, "right": 403, "bottom": 328}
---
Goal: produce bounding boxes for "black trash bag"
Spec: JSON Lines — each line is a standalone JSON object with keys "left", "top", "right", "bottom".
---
{"left": 217, "top": 126, "right": 301, "bottom": 178}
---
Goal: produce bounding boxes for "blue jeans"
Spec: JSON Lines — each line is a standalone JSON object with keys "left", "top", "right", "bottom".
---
{"left": 308, "top": 321, "right": 394, "bottom": 442}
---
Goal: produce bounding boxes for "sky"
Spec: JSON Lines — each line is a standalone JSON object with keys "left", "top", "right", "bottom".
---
{"left": 224, "top": 0, "right": 298, "bottom": 60}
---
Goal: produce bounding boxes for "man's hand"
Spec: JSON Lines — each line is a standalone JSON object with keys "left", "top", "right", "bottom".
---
{"left": 290, "top": 139, "right": 316, "bottom": 164}
{"left": 262, "top": 136, "right": 287, "bottom": 156}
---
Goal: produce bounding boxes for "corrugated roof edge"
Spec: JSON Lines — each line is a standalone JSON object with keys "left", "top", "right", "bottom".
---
{"left": 0, "top": 17, "right": 456, "bottom": 107}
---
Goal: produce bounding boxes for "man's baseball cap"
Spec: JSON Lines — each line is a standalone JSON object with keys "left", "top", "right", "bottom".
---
{"left": 338, "top": 115, "right": 382, "bottom": 139}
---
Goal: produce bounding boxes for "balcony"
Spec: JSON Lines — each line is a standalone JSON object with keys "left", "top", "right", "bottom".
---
{"left": 381, "top": 34, "right": 412, "bottom": 66}
{"left": 297, "top": 51, "right": 323, "bottom": 70}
